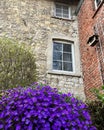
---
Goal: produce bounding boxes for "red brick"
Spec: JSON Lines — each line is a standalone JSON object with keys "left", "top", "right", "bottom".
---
{"left": 78, "top": 0, "right": 104, "bottom": 99}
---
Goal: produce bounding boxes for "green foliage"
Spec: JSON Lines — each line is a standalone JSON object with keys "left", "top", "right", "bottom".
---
{"left": 88, "top": 85, "right": 104, "bottom": 130}
{"left": 92, "top": 86, "right": 104, "bottom": 103}
{"left": 87, "top": 101, "right": 104, "bottom": 130}
{"left": 0, "top": 38, "right": 37, "bottom": 89}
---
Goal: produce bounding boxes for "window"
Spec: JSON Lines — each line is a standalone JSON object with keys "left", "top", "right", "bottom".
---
{"left": 55, "top": 3, "right": 71, "bottom": 19}
{"left": 53, "top": 40, "right": 74, "bottom": 72}
{"left": 94, "top": 0, "right": 102, "bottom": 8}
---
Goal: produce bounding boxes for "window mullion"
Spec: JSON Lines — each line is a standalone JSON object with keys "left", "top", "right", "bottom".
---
{"left": 62, "top": 44, "right": 63, "bottom": 70}
{"left": 53, "top": 41, "right": 74, "bottom": 72}
{"left": 71, "top": 44, "right": 74, "bottom": 72}
{"left": 62, "top": 6, "right": 64, "bottom": 18}
{"left": 68, "top": 7, "right": 70, "bottom": 19}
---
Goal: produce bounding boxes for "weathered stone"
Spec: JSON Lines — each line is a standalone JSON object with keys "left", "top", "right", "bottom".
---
{"left": 0, "top": 0, "right": 85, "bottom": 100}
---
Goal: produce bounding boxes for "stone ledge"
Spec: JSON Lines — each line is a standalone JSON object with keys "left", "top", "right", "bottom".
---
{"left": 51, "top": 16, "right": 75, "bottom": 21}
{"left": 47, "top": 71, "right": 82, "bottom": 77}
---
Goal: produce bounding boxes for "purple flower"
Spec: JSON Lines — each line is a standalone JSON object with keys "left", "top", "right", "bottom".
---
{"left": 0, "top": 85, "right": 96, "bottom": 130}
{"left": 16, "top": 124, "right": 21, "bottom": 130}
{"left": 0, "top": 124, "right": 3, "bottom": 129}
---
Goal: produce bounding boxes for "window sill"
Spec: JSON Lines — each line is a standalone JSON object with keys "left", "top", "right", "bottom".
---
{"left": 51, "top": 16, "right": 75, "bottom": 21}
{"left": 92, "top": 1, "right": 104, "bottom": 18}
{"left": 47, "top": 70, "right": 81, "bottom": 77}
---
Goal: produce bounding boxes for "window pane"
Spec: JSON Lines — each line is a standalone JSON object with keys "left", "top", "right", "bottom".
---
{"left": 53, "top": 51, "right": 62, "bottom": 61}
{"left": 63, "top": 44, "right": 71, "bottom": 52}
{"left": 53, "top": 41, "right": 74, "bottom": 72}
{"left": 63, "top": 6, "right": 69, "bottom": 18}
{"left": 63, "top": 62, "right": 73, "bottom": 71}
{"left": 63, "top": 14, "right": 69, "bottom": 18}
{"left": 55, "top": 4, "right": 70, "bottom": 19}
{"left": 56, "top": 4, "right": 62, "bottom": 17}
{"left": 56, "top": 13, "right": 62, "bottom": 17}
{"left": 63, "top": 53, "right": 72, "bottom": 62}
{"left": 96, "top": 0, "right": 101, "bottom": 6}
{"left": 56, "top": 8, "right": 62, "bottom": 13}
{"left": 53, "top": 61, "right": 62, "bottom": 70}
{"left": 56, "top": 4, "right": 62, "bottom": 9}
{"left": 53, "top": 42, "right": 62, "bottom": 51}
{"left": 63, "top": 8, "right": 69, "bottom": 14}
{"left": 63, "top": 5, "right": 69, "bottom": 11}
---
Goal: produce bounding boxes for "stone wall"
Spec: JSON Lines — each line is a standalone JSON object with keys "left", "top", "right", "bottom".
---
{"left": 0, "top": 0, "right": 85, "bottom": 100}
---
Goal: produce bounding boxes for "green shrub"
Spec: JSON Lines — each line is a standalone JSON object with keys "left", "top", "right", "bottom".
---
{"left": 92, "top": 86, "right": 104, "bottom": 103}
{"left": 87, "top": 86, "right": 104, "bottom": 130}
{"left": 0, "top": 38, "right": 37, "bottom": 89}
{"left": 87, "top": 101, "right": 104, "bottom": 130}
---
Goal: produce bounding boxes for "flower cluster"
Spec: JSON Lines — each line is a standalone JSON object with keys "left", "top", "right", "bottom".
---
{"left": 0, "top": 85, "right": 96, "bottom": 130}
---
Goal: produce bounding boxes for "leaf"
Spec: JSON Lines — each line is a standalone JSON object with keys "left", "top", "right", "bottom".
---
{"left": 101, "top": 85, "right": 104, "bottom": 90}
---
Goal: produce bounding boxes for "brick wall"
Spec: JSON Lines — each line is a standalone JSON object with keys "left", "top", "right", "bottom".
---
{"left": 94, "top": 5, "right": 104, "bottom": 85}
{"left": 78, "top": 0, "right": 104, "bottom": 99}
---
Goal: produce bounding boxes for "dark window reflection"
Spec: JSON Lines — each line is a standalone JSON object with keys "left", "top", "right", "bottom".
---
{"left": 53, "top": 42, "right": 73, "bottom": 72}
{"left": 53, "top": 61, "right": 62, "bottom": 70}
{"left": 63, "top": 44, "right": 71, "bottom": 52}
{"left": 63, "top": 62, "right": 73, "bottom": 71}
{"left": 63, "top": 53, "right": 72, "bottom": 62}
{"left": 53, "top": 52, "right": 62, "bottom": 61}
{"left": 53, "top": 42, "right": 62, "bottom": 51}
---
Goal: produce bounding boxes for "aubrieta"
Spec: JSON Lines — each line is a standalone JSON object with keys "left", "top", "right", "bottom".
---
{"left": 0, "top": 85, "right": 96, "bottom": 130}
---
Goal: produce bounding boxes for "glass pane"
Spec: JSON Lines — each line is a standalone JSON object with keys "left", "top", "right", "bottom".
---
{"left": 63, "top": 44, "right": 71, "bottom": 52}
{"left": 63, "top": 62, "right": 73, "bottom": 71}
{"left": 63, "top": 14, "right": 69, "bottom": 18}
{"left": 56, "top": 4, "right": 62, "bottom": 17}
{"left": 56, "top": 13, "right": 62, "bottom": 17}
{"left": 56, "top": 8, "right": 62, "bottom": 17}
{"left": 63, "top": 5, "right": 69, "bottom": 11}
{"left": 63, "top": 9, "right": 69, "bottom": 14}
{"left": 96, "top": 0, "right": 101, "bottom": 6}
{"left": 56, "top": 4, "right": 62, "bottom": 9}
{"left": 53, "top": 42, "right": 62, "bottom": 51}
{"left": 63, "top": 5, "right": 69, "bottom": 18}
{"left": 53, "top": 61, "right": 62, "bottom": 70}
{"left": 56, "top": 8, "right": 62, "bottom": 13}
{"left": 63, "top": 53, "right": 72, "bottom": 62}
{"left": 53, "top": 51, "right": 62, "bottom": 61}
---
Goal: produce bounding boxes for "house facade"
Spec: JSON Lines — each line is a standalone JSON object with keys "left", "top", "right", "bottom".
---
{"left": 77, "top": 0, "right": 104, "bottom": 99}
{"left": 0, "top": 0, "right": 85, "bottom": 99}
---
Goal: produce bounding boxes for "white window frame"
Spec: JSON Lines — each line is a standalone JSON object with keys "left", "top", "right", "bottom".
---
{"left": 52, "top": 40, "right": 75, "bottom": 73}
{"left": 54, "top": 3, "right": 71, "bottom": 19}
{"left": 94, "top": 0, "right": 102, "bottom": 9}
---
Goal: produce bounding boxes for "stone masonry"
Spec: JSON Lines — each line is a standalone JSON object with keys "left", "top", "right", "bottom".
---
{"left": 0, "top": 0, "right": 85, "bottom": 100}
